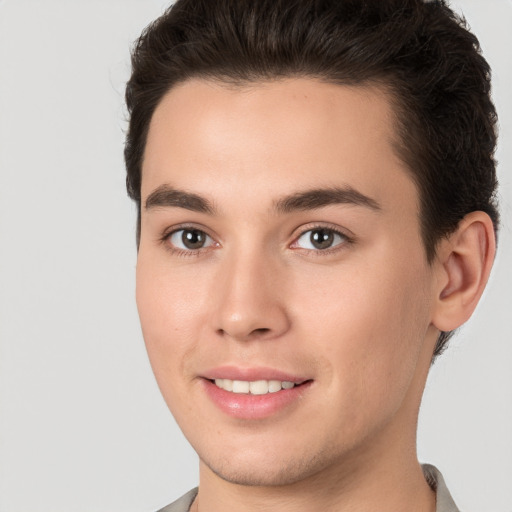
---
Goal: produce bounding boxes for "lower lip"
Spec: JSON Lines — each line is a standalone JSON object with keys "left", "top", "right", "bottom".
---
{"left": 202, "top": 379, "right": 313, "bottom": 420}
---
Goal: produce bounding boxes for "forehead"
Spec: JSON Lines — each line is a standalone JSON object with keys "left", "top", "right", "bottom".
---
{"left": 142, "top": 78, "right": 416, "bottom": 214}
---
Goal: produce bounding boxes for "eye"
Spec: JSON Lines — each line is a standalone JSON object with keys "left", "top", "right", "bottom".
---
{"left": 294, "top": 228, "right": 347, "bottom": 250}
{"left": 167, "top": 228, "right": 215, "bottom": 251}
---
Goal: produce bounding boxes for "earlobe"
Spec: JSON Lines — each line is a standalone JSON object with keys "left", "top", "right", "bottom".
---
{"left": 432, "top": 211, "right": 496, "bottom": 332}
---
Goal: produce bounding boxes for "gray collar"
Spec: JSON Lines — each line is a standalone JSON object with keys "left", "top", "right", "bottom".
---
{"left": 423, "top": 464, "right": 460, "bottom": 512}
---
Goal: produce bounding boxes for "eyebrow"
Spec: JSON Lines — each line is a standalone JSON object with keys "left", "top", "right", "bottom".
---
{"left": 145, "top": 184, "right": 215, "bottom": 214}
{"left": 274, "top": 187, "right": 381, "bottom": 213}
{"left": 144, "top": 184, "right": 381, "bottom": 215}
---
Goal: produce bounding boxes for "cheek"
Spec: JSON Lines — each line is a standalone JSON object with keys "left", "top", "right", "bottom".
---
{"left": 295, "top": 257, "right": 428, "bottom": 339}
{"left": 293, "top": 256, "right": 431, "bottom": 403}
{"left": 135, "top": 257, "right": 209, "bottom": 379}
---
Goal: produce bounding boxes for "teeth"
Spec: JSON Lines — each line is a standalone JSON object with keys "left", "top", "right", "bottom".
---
{"left": 268, "top": 380, "right": 282, "bottom": 393}
{"left": 249, "top": 380, "right": 268, "bottom": 395}
{"left": 232, "top": 380, "right": 250, "bottom": 393}
{"left": 213, "top": 379, "right": 297, "bottom": 394}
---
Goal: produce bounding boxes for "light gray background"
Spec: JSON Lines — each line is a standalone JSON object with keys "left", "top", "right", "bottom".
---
{"left": 0, "top": 1, "right": 510, "bottom": 511}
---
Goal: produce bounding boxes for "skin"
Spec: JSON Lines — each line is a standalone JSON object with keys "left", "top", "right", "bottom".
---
{"left": 136, "top": 78, "right": 495, "bottom": 512}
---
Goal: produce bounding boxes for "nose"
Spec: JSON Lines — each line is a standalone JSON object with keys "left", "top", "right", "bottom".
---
{"left": 212, "top": 249, "right": 291, "bottom": 342}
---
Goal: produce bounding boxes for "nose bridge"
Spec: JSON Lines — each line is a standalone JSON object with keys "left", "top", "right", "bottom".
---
{"left": 212, "top": 243, "right": 289, "bottom": 341}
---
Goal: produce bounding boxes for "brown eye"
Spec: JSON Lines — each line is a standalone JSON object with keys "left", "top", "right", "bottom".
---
{"left": 296, "top": 228, "right": 345, "bottom": 250}
{"left": 168, "top": 229, "right": 213, "bottom": 250}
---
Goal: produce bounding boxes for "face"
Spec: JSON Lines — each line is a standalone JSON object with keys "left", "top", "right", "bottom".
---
{"left": 137, "top": 78, "right": 440, "bottom": 487}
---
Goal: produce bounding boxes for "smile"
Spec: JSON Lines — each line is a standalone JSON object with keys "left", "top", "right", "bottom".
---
{"left": 213, "top": 378, "right": 298, "bottom": 395}
{"left": 202, "top": 372, "right": 313, "bottom": 419}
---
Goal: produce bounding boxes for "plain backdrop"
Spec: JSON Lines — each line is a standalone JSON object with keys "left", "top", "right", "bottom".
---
{"left": 0, "top": 1, "right": 510, "bottom": 511}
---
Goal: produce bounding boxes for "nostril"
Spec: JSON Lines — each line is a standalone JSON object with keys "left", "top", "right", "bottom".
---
{"left": 251, "top": 327, "right": 271, "bottom": 336}
{"left": 216, "top": 326, "right": 272, "bottom": 341}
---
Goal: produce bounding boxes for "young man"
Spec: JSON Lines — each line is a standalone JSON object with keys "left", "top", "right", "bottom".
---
{"left": 124, "top": 1, "right": 498, "bottom": 511}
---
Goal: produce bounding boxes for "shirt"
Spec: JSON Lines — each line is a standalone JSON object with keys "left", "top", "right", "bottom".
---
{"left": 157, "top": 464, "right": 460, "bottom": 512}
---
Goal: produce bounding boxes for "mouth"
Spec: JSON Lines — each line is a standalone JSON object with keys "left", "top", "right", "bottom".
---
{"left": 201, "top": 371, "right": 313, "bottom": 419}
{"left": 210, "top": 378, "right": 306, "bottom": 395}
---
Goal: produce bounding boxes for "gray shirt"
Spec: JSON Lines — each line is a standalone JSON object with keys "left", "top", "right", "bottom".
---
{"left": 158, "top": 464, "right": 459, "bottom": 512}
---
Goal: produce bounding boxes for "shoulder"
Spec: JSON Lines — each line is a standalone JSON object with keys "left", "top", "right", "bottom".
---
{"left": 156, "top": 488, "right": 198, "bottom": 512}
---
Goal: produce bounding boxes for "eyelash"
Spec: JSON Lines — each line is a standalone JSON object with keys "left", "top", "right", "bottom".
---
{"left": 159, "top": 224, "right": 354, "bottom": 257}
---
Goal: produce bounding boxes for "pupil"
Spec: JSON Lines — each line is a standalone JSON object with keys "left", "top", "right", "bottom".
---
{"left": 311, "top": 229, "right": 334, "bottom": 249}
{"left": 182, "top": 230, "right": 205, "bottom": 249}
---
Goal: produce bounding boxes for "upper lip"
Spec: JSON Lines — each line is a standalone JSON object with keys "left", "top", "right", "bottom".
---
{"left": 201, "top": 365, "right": 310, "bottom": 383}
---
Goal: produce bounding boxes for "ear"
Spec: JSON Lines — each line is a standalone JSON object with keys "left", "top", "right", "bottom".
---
{"left": 431, "top": 211, "right": 496, "bottom": 332}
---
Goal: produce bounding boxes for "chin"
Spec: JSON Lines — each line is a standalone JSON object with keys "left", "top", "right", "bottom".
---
{"left": 199, "top": 442, "right": 340, "bottom": 487}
